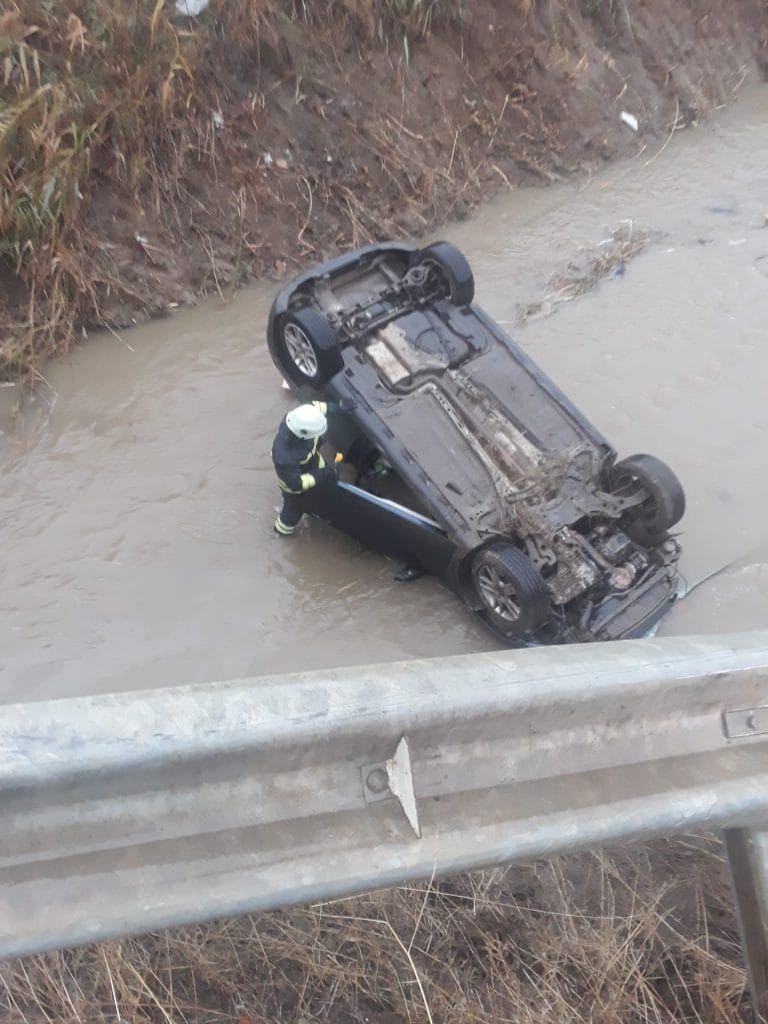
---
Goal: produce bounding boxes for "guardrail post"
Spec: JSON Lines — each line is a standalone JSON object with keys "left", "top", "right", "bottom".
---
{"left": 724, "top": 828, "right": 768, "bottom": 1023}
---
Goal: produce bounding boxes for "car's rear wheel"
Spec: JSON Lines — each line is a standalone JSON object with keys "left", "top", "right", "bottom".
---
{"left": 413, "top": 241, "right": 475, "bottom": 306}
{"left": 471, "top": 544, "right": 550, "bottom": 637}
{"left": 274, "top": 308, "right": 344, "bottom": 389}
{"left": 610, "top": 453, "right": 686, "bottom": 545}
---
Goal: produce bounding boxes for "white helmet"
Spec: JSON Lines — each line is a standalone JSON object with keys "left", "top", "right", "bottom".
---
{"left": 286, "top": 403, "right": 327, "bottom": 440}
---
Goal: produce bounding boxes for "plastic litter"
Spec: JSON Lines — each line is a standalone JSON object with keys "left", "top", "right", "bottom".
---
{"left": 174, "top": 0, "right": 210, "bottom": 15}
{"left": 620, "top": 111, "right": 639, "bottom": 132}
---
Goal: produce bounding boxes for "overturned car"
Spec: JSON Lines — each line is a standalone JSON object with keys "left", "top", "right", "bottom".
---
{"left": 267, "top": 241, "right": 685, "bottom": 645}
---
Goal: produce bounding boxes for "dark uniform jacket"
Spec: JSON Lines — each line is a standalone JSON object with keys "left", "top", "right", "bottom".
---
{"left": 271, "top": 401, "right": 334, "bottom": 494}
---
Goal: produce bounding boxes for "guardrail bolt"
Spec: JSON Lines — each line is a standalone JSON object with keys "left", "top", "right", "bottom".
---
{"left": 365, "top": 767, "right": 389, "bottom": 794}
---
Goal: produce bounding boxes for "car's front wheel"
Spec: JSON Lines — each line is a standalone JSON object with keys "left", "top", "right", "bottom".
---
{"left": 274, "top": 308, "right": 344, "bottom": 389}
{"left": 610, "top": 453, "right": 685, "bottom": 546}
{"left": 471, "top": 544, "right": 550, "bottom": 638}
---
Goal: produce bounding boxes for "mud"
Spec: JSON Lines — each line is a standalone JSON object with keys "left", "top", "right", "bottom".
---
{"left": 84, "top": 0, "right": 767, "bottom": 327}
{"left": 3, "top": 0, "right": 767, "bottom": 377}
{"left": 1, "top": 87, "right": 767, "bottom": 703}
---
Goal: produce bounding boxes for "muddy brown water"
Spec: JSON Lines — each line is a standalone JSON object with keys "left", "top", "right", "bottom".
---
{"left": 2, "top": 89, "right": 767, "bottom": 704}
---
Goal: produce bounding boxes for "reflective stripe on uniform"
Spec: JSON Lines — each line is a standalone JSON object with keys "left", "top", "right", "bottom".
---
{"left": 300, "top": 436, "right": 320, "bottom": 465}
{"left": 317, "top": 453, "right": 326, "bottom": 469}
{"left": 277, "top": 479, "right": 302, "bottom": 494}
{"left": 300, "top": 473, "right": 316, "bottom": 491}
{"left": 274, "top": 515, "right": 298, "bottom": 535}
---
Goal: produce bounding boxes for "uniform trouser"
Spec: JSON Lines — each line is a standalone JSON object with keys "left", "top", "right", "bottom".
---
{"left": 275, "top": 491, "right": 305, "bottom": 535}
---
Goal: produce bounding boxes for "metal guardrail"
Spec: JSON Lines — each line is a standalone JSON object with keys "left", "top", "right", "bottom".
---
{"left": 2, "top": 632, "right": 768, "bottom": 1015}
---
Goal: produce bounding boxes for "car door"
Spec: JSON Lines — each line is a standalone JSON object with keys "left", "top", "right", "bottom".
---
{"left": 303, "top": 480, "right": 457, "bottom": 579}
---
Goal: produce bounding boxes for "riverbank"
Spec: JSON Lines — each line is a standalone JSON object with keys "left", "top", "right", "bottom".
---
{"left": 2, "top": 0, "right": 766, "bottom": 379}
{"left": 2, "top": 9, "right": 767, "bottom": 1022}
{"left": 2, "top": 76, "right": 768, "bottom": 1024}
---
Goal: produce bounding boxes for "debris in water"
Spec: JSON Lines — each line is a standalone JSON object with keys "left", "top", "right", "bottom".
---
{"left": 212, "top": 110, "right": 224, "bottom": 130}
{"left": 174, "top": 0, "right": 210, "bottom": 15}
{"left": 620, "top": 111, "right": 639, "bottom": 132}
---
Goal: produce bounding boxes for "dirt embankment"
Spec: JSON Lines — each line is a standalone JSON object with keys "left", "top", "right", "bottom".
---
{"left": 1, "top": 0, "right": 766, "bottom": 380}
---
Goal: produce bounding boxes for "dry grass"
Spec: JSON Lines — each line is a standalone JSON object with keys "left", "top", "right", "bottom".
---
{"left": 1, "top": 1, "right": 196, "bottom": 375}
{"left": 0, "top": 837, "right": 748, "bottom": 1024}
{"left": 2, "top": 0, "right": 761, "bottom": 381}
{"left": 0, "top": 0, "right": 467, "bottom": 380}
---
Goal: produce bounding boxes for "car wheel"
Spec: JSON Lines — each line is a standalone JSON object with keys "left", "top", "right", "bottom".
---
{"left": 413, "top": 241, "right": 475, "bottom": 306}
{"left": 471, "top": 544, "right": 550, "bottom": 637}
{"left": 275, "top": 308, "right": 344, "bottom": 388}
{"left": 610, "top": 453, "right": 686, "bottom": 545}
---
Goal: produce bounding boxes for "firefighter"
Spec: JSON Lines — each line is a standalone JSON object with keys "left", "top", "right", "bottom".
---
{"left": 272, "top": 402, "right": 337, "bottom": 536}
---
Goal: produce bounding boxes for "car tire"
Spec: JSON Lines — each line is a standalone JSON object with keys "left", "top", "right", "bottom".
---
{"left": 471, "top": 544, "right": 550, "bottom": 637}
{"left": 274, "top": 308, "right": 344, "bottom": 389}
{"left": 413, "top": 241, "right": 475, "bottom": 306}
{"left": 610, "top": 453, "right": 686, "bottom": 545}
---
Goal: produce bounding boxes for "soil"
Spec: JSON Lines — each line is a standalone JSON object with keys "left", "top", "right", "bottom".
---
{"left": 4, "top": 0, "right": 766, "bottom": 372}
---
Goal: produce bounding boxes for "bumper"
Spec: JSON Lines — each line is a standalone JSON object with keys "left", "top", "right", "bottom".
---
{"left": 267, "top": 241, "right": 417, "bottom": 338}
{"left": 585, "top": 567, "right": 680, "bottom": 642}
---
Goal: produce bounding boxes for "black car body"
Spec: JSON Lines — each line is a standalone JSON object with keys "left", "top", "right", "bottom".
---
{"left": 267, "top": 241, "right": 685, "bottom": 645}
